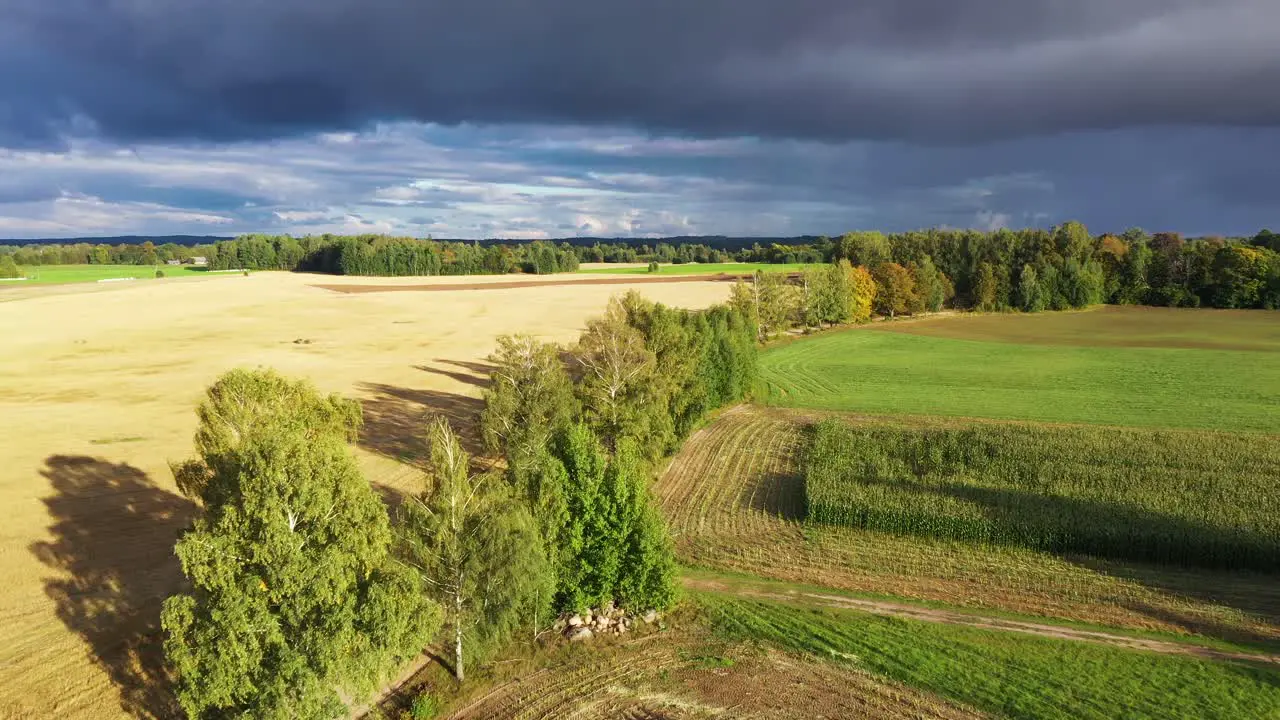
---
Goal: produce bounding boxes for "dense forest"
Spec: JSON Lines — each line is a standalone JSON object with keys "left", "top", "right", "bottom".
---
{"left": 3, "top": 225, "right": 1278, "bottom": 309}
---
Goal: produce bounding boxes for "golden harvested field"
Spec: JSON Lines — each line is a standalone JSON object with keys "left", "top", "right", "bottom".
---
{"left": 654, "top": 406, "right": 1280, "bottom": 649}
{"left": 0, "top": 271, "right": 730, "bottom": 720}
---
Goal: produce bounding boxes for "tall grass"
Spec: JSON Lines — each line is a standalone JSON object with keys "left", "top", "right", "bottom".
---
{"left": 700, "top": 593, "right": 1280, "bottom": 720}
{"left": 803, "top": 419, "right": 1280, "bottom": 571}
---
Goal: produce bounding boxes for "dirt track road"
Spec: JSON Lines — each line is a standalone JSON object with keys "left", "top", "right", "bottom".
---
{"left": 684, "top": 577, "right": 1280, "bottom": 667}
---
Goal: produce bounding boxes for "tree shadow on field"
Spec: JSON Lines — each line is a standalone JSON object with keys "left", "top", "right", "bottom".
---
{"left": 357, "top": 382, "right": 487, "bottom": 467}
{"left": 744, "top": 466, "right": 805, "bottom": 520}
{"left": 30, "top": 456, "right": 196, "bottom": 719}
{"left": 414, "top": 360, "right": 494, "bottom": 390}
{"left": 432, "top": 358, "right": 497, "bottom": 376}
{"left": 849, "top": 476, "right": 1280, "bottom": 650}
{"left": 1074, "top": 557, "right": 1280, "bottom": 652}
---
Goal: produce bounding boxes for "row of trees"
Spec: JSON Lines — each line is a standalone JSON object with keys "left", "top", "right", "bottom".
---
{"left": 827, "top": 225, "right": 1280, "bottom": 311}
{"left": 575, "top": 225, "right": 1280, "bottom": 310}
{"left": 1, "top": 240, "right": 211, "bottom": 267}
{"left": 571, "top": 240, "right": 825, "bottom": 265}
{"left": 7, "top": 224, "right": 1277, "bottom": 307}
{"left": 0, "top": 234, "right": 582, "bottom": 277}
{"left": 479, "top": 293, "right": 758, "bottom": 612}
{"left": 161, "top": 292, "right": 758, "bottom": 718}
{"left": 208, "top": 235, "right": 580, "bottom": 276}
{"left": 728, "top": 257, "right": 953, "bottom": 339}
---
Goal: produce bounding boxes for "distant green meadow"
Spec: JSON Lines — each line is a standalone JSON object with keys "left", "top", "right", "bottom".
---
{"left": 758, "top": 309, "right": 1280, "bottom": 433}
{"left": 577, "top": 262, "right": 812, "bottom": 276}
{"left": 3, "top": 264, "right": 234, "bottom": 285}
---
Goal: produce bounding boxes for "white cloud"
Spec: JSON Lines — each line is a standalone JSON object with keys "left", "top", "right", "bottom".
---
{"left": 272, "top": 209, "right": 331, "bottom": 223}
{"left": 2, "top": 121, "right": 1267, "bottom": 240}
{"left": 0, "top": 192, "right": 233, "bottom": 235}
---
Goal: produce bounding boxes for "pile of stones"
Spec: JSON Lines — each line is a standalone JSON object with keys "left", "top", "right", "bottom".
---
{"left": 553, "top": 602, "right": 660, "bottom": 643}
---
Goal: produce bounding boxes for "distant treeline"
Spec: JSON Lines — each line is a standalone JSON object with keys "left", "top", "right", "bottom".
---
{"left": 582, "top": 225, "right": 1280, "bottom": 310}
{"left": 218, "top": 234, "right": 580, "bottom": 275}
{"left": 0, "top": 234, "right": 580, "bottom": 276}
{"left": 3, "top": 225, "right": 1278, "bottom": 308}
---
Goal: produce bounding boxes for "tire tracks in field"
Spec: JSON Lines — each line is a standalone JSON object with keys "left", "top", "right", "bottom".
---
{"left": 660, "top": 405, "right": 1280, "bottom": 668}
{"left": 686, "top": 576, "right": 1280, "bottom": 667}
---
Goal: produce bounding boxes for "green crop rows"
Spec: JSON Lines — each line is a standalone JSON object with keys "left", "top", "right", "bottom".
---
{"left": 802, "top": 419, "right": 1280, "bottom": 571}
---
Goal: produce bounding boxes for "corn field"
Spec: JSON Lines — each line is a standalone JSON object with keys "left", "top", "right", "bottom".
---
{"left": 803, "top": 419, "right": 1280, "bottom": 571}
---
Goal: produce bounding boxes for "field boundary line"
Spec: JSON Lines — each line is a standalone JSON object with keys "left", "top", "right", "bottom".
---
{"left": 312, "top": 274, "right": 753, "bottom": 294}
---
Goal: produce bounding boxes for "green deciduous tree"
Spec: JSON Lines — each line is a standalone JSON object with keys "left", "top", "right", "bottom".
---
{"left": 799, "top": 265, "right": 838, "bottom": 327}
{"left": 162, "top": 369, "right": 438, "bottom": 720}
{"left": 480, "top": 335, "right": 576, "bottom": 482}
{"left": 540, "top": 425, "right": 676, "bottom": 613}
{"left": 1054, "top": 221, "right": 1093, "bottom": 262}
{"left": 1060, "top": 258, "right": 1106, "bottom": 308}
{"left": 908, "top": 256, "right": 950, "bottom": 313}
{"left": 730, "top": 271, "right": 800, "bottom": 341}
{"left": 1017, "top": 264, "right": 1046, "bottom": 312}
{"left": 838, "top": 231, "right": 893, "bottom": 267}
{"left": 573, "top": 300, "right": 657, "bottom": 450}
{"left": 0, "top": 254, "right": 20, "bottom": 279}
{"left": 399, "top": 418, "right": 551, "bottom": 683}
{"left": 872, "top": 262, "right": 917, "bottom": 319}
{"left": 1211, "top": 245, "right": 1270, "bottom": 309}
{"left": 618, "top": 292, "right": 757, "bottom": 455}
{"left": 1114, "top": 230, "right": 1152, "bottom": 305}
{"left": 973, "top": 262, "right": 999, "bottom": 311}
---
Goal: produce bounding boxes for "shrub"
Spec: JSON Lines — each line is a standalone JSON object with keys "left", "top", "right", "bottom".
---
{"left": 409, "top": 692, "right": 441, "bottom": 720}
{"left": 0, "top": 255, "right": 21, "bottom": 278}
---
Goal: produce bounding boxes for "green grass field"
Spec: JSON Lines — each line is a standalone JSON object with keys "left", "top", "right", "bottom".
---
{"left": 758, "top": 310, "right": 1280, "bottom": 433}
{"left": 803, "top": 418, "right": 1280, "bottom": 570}
{"left": 878, "top": 305, "right": 1280, "bottom": 353}
{"left": 578, "top": 262, "right": 812, "bottom": 276}
{"left": 5, "top": 264, "right": 226, "bottom": 285}
{"left": 700, "top": 593, "right": 1280, "bottom": 720}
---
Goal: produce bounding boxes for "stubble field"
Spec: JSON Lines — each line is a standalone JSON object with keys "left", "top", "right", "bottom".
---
{"left": 0, "top": 271, "right": 731, "bottom": 719}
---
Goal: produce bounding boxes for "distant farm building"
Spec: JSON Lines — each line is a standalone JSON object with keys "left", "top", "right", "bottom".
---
{"left": 165, "top": 259, "right": 181, "bottom": 266}
{"left": 186, "top": 256, "right": 209, "bottom": 266}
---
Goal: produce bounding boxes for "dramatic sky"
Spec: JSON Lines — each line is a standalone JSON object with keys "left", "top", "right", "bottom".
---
{"left": 1, "top": 0, "right": 1277, "bottom": 239}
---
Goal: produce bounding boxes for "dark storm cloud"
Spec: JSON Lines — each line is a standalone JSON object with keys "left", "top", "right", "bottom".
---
{"left": 2, "top": 0, "right": 1277, "bottom": 145}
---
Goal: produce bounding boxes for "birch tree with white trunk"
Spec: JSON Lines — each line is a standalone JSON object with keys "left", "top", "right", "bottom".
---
{"left": 399, "top": 417, "right": 550, "bottom": 683}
